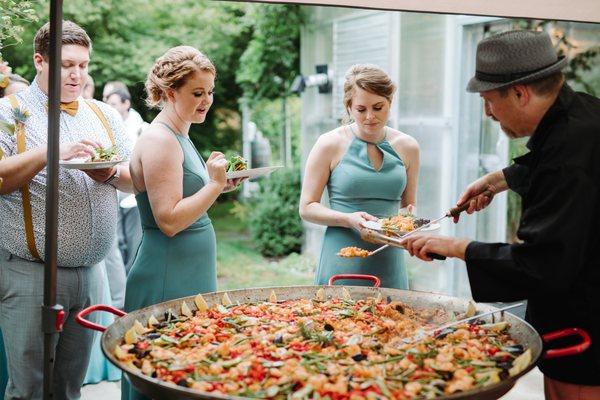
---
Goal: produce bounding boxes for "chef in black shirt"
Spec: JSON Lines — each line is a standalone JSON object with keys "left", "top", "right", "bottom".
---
{"left": 401, "top": 30, "right": 600, "bottom": 399}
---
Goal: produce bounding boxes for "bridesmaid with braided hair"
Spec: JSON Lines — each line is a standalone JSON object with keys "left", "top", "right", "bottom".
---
{"left": 122, "top": 46, "right": 241, "bottom": 400}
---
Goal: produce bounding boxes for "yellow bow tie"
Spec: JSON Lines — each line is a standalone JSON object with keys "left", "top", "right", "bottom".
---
{"left": 60, "top": 101, "right": 79, "bottom": 116}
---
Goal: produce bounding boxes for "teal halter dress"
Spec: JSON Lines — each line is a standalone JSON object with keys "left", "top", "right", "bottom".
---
{"left": 122, "top": 124, "right": 217, "bottom": 400}
{"left": 315, "top": 133, "right": 409, "bottom": 289}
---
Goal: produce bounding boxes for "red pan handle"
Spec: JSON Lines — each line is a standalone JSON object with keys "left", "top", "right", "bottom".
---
{"left": 76, "top": 304, "right": 127, "bottom": 332}
{"left": 328, "top": 274, "right": 381, "bottom": 287}
{"left": 542, "top": 327, "right": 591, "bottom": 359}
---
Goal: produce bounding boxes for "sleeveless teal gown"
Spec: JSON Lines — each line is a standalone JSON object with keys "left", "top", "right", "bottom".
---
{"left": 315, "top": 134, "right": 409, "bottom": 289}
{"left": 0, "top": 333, "right": 6, "bottom": 396}
{"left": 122, "top": 124, "right": 217, "bottom": 400}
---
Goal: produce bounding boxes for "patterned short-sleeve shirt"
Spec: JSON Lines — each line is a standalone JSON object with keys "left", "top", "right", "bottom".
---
{"left": 0, "top": 79, "right": 133, "bottom": 267}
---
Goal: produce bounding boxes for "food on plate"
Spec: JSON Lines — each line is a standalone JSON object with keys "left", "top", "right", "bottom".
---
{"left": 90, "top": 145, "right": 119, "bottom": 162}
{"left": 226, "top": 154, "right": 248, "bottom": 172}
{"left": 338, "top": 246, "right": 370, "bottom": 258}
{"left": 114, "top": 293, "right": 528, "bottom": 399}
{"left": 380, "top": 213, "right": 430, "bottom": 235}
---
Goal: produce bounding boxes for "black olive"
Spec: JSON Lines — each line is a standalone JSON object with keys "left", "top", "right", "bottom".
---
{"left": 394, "top": 304, "right": 405, "bottom": 314}
{"left": 164, "top": 310, "right": 178, "bottom": 322}
{"left": 435, "top": 328, "right": 454, "bottom": 339}
{"left": 414, "top": 218, "right": 430, "bottom": 227}
{"left": 497, "top": 361, "right": 513, "bottom": 370}
{"left": 499, "top": 370, "right": 509, "bottom": 380}
{"left": 352, "top": 354, "right": 367, "bottom": 362}
{"left": 273, "top": 334, "right": 283, "bottom": 344}
{"left": 434, "top": 381, "right": 446, "bottom": 390}
{"left": 132, "top": 347, "right": 149, "bottom": 359}
{"left": 151, "top": 371, "right": 157, "bottom": 378}
{"left": 324, "top": 323, "right": 335, "bottom": 331}
{"left": 146, "top": 333, "right": 161, "bottom": 340}
{"left": 177, "top": 379, "right": 191, "bottom": 388}
{"left": 156, "top": 322, "right": 169, "bottom": 329}
{"left": 386, "top": 296, "right": 392, "bottom": 304}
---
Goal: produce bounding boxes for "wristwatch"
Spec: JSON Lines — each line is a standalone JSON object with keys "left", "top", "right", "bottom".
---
{"left": 105, "top": 166, "right": 121, "bottom": 186}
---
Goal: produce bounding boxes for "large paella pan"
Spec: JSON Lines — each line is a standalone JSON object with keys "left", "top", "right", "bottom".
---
{"left": 77, "top": 275, "right": 589, "bottom": 400}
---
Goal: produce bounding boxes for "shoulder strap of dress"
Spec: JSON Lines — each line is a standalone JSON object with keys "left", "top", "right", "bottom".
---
{"left": 85, "top": 100, "right": 116, "bottom": 146}
{"left": 7, "top": 94, "right": 42, "bottom": 260}
{"left": 154, "top": 121, "right": 181, "bottom": 136}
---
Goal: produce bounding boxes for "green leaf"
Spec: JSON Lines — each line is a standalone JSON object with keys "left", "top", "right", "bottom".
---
{"left": 0, "top": 120, "right": 15, "bottom": 136}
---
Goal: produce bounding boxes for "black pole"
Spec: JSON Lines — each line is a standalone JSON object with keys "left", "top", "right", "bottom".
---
{"left": 43, "top": 2, "right": 64, "bottom": 399}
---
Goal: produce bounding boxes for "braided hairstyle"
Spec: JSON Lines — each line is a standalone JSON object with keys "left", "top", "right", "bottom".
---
{"left": 145, "top": 46, "right": 216, "bottom": 109}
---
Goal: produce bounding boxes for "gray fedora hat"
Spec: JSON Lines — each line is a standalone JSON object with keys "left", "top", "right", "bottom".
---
{"left": 467, "top": 30, "right": 567, "bottom": 93}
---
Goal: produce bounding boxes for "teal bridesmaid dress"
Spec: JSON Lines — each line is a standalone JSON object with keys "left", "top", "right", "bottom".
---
{"left": 315, "top": 133, "right": 409, "bottom": 289}
{"left": 122, "top": 123, "right": 217, "bottom": 400}
{"left": 0, "top": 332, "right": 7, "bottom": 396}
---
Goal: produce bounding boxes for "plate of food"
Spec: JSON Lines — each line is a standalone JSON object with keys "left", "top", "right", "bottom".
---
{"left": 362, "top": 213, "right": 440, "bottom": 236}
{"left": 224, "top": 154, "right": 282, "bottom": 179}
{"left": 60, "top": 146, "right": 124, "bottom": 170}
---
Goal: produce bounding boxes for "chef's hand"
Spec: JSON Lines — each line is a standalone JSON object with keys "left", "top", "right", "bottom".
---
{"left": 400, "top": 234, "right": 471, "bottom": 261}
{"left": 222, "top": 177, "right": 245, "bottom": 193}
{"left": 345, "top": 211, "right": 378, "bottom": 231}
{"left": 454, "top": 171, "right": 507, "bottom": 222}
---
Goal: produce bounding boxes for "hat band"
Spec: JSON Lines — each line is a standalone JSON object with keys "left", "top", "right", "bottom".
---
{"left": 475, "top": 60, "right": 559, "bottom": 83}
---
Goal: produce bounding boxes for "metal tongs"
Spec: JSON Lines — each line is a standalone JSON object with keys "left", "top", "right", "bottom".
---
{"left": 403, "top": 302, "right": 524, "bottom": 344}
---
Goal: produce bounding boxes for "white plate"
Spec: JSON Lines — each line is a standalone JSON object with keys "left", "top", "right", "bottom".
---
{"left": 119, "top": 194, "right": 138, "bottom": 209}
{"left": 59, "top": 158, "right": 124, "bottom": 170}
{"left": 362, "top": 220, "right": 441, "bottom": 234}
{"left": 226, "top": 166, "right": 283, "bottom": 179}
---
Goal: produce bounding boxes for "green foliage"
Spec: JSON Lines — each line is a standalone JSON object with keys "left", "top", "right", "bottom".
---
{"left": 236, "top": 4, "right": 303, "bottom": 101}
{"left": 249, "top": 168, "right": 303, "bottom": 257}
{"left": 1, "top": 1, "right": 302, "bottom": 161}
{"left": 515, "top": 20, "right": 600, "bottom": 96}
{"left": 0, "top": 0, "right": 39, "bottom": 58}
{"left": 250, "top": 96, "right": 301, "bottom": 165}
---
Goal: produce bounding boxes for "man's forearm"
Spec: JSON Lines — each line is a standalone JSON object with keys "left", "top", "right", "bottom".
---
{"left": 0, "top": 147, "right": 47, "bottom": 195}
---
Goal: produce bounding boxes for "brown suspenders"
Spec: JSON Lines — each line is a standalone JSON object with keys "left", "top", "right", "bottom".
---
{"left": 6, "top": 95, "right": 116, "bottom": 260}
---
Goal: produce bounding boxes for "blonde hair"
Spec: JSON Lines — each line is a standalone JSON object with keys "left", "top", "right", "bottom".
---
{"left": 343, "top": 64, "right": 396, "bottom": 121}
{"left": 145, "top": 46, "right": 216, "bottom": 108}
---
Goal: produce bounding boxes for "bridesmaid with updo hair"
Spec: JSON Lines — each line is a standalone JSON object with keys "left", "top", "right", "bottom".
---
{"left": 123, "top": 46, "right": 241, "bottom": 400}
{"left": 300, "top": 64, "right": 420, "bottom": 289}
